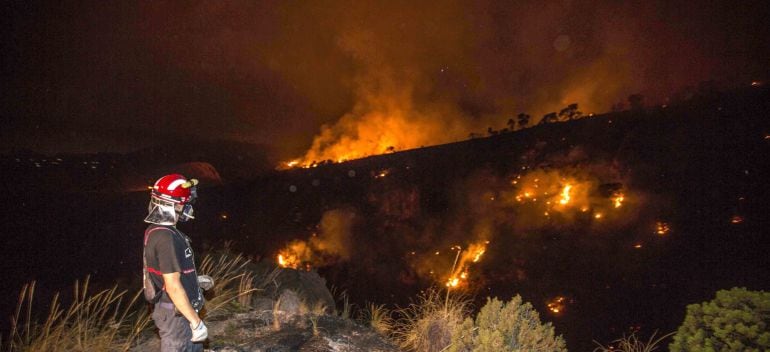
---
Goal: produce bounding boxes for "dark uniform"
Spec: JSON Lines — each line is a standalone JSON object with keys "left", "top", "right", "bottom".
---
{"left": 144, "top": 224, "right": 204, "bottom": 352}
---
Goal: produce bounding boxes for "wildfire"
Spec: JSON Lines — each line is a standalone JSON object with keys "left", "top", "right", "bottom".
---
{"left": 655, "top": 221, "right": 670, "bottom": 236}
{"left": 374, "top": 169, "right": 390, "bottom": 178}
{"left": 559, "top": 184, "right": 572, "bottom": 205}
{"left": 547, "top": 296, "right": 566, "bottom": 314}
{"left": 611, "top": 192, "right": 625, "bottom": 208}
{"left": 445, "top": 241, "right": 489, "bottom": 289}
{"left": 276, "top": 240, "right": 313, "bottom": 270}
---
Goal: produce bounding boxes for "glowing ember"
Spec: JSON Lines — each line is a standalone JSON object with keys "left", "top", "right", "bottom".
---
{"left": 559, "top": 184, "right": 572, "bottom": 205}
{"left": 547, "top": 296, "right": 566, "bottom": 314}
{"left": 655, "top": 222, "right": 670, "bottom": 236}
{"left": 751, "top": 81, "right": 763, "bottom": 87}
{"left": 594, "top": 213, "right": 603, "bottom": 219}
{"left": 612, "top": 192, "right": 625, "bottom": 208}
{"left": 731, "top": 215, "right": 744, "bottom": 224}
{"left": 633, "top": 243, "right": 643, "bottom": 249}
{"left": 374, "top": 169, "right": 390, "bottom": 178}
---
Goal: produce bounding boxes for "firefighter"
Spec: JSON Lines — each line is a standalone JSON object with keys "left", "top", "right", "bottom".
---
{"left": 143, "top": 174, "right": 212, "bottom": 351}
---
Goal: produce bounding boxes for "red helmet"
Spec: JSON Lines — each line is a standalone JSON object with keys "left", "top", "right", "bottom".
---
{"left": 151, "top": 174, "right": 198, "bottom": 204}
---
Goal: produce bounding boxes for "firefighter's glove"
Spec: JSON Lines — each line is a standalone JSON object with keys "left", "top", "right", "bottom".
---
{"left": 197, "top": 275, "right": 214, "bottom": 291}
{"left": 190, "top": 319, "right": 208, "bottom": 342}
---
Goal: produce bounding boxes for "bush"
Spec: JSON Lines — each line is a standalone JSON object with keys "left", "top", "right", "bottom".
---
{"left": 670, "top": 287, "right": 770, "bottom": 351}
{"left": 450, "top": 295, "right": 567, "bottom": 352}
{"left": 393, "top": 289, "right": 469, "bottom": 352}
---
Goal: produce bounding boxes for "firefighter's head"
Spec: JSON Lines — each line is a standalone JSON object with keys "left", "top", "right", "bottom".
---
{"left": 144, "top": 174, "right": 198, "bottom": 225}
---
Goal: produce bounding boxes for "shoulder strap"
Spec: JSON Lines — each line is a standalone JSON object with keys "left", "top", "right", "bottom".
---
{"left": 144, "top": 225, "right": 177, "bottom": 246}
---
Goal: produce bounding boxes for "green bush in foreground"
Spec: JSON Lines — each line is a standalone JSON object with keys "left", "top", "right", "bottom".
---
{"left": 670, "top": 287, "right": 770, "bottom": 352}
{"left": 450, "top": 295, "right": 567, "bottom": 352}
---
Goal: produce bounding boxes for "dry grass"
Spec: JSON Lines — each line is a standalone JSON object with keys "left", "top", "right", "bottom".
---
{"left": 2, "top": 246, "right": 285, "bottom": 352}
{"left": 3, "top": 277, "right": 152, "bottom": 352}
{"left": 272, "top": 296, "right": 283, "bottom": 331}
{"left": 360, "top": 303, "right": 395, "bottom": 336}
{"left": 593, "top": 331, "right": 674, "bottom": 352}
{"left": 198, "top": 251, "right": 261, "bottom": 315}
{"left": 392, "top": 289, "right": 469, "bottom": 352}
{"left": 329, "top": 286, "right": 354, "bottom": 319}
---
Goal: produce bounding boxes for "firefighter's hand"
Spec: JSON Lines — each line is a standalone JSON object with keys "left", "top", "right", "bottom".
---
{"left": 190, "top": 319, "right": 208, "bottom": 342}
{"left": 197, "top": 275, "right": 214, "bottom": 291}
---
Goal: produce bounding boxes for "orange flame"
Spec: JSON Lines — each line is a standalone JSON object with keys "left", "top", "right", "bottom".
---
{"left": 276, "top": 240, "right": 313, "bottom": 269}
{"left": 559, "top": 184, "right": 572, "bottom": 205}
{"left": 547, "top": 296, "right": 566, "bottom": 314}
{"left": 655, "top": 221, "right": 670, "bottom": 236}
{"left": 612, "top": 192, "right": 625, "bottom": 208}
{"left": 445, "top": 241, "right": 489, "bottom": 289}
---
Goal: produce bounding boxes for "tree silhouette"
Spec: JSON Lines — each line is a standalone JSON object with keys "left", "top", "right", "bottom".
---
{"left": 539, "top": 112, "right": 558, "bottom": 125}
{"left": 517, "top": 113, "right": 530, "bottom": 128}
{"left": 507, "top": 118, "right": 516, "bottom": 131}
{"left": 558, "top": 103, "right": 582, "bottom": 121}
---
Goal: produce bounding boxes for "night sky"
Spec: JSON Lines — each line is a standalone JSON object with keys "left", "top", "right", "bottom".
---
{"left": 2, "top": 1, "right": 768, "bottom": 158}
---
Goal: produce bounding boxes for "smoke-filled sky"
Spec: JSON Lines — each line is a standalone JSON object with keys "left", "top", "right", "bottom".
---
{"left": 2, "top": 1, "right": 767, "bottom": 157}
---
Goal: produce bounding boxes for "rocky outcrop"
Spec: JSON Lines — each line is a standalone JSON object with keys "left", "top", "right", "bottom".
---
{"left": 132, "top": 267, "right": 401, "bottom": 352}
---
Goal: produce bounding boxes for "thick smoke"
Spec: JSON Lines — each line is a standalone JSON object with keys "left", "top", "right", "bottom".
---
{"left": 115, "top": 0, "right": 765, "bottom": 159}
{"left": 277, "top": 208, "right": 356, "bottom": 268}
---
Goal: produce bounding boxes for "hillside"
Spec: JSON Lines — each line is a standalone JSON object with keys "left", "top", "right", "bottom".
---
{"left": 1, "top": 85, "right": 767, "bottom": 350}
{"left": 200, "top": 85, "right": 769, "bottom": 350}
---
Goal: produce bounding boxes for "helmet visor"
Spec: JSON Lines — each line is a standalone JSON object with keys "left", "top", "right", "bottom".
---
{"left": 144, "top": 197, "right": 178, "bottom": 225}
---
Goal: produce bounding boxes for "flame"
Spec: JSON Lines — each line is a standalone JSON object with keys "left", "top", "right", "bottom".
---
{"left": 559, "top": 184, "right": 572, "bottom": 205}
{"left": 445, "top": 241, "right": 489, "bottom": 289}
{"left": 612, "top": 192, "right": 625, "bottom": 208}
{"left": 276, "top": 240, "right": 313, "bottom": 269}
{"left": 547, "top": 296, "right": 566, "bottom": 314}
{"left": 655, "top": 221, "right": 670, "bottom": 236}
{"left": 375, "top": 169, "right": 390, "bottom": 178}
{"left": 731, "top": 215, "right": 744, "bottom": 224}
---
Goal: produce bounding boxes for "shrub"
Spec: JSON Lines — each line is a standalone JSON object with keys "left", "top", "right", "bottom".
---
{"left": 450, "top": 295, "right": 567, "bottom": 352}
{"left": 670, "top": 287, "right": 770, "bottom": 351}
{"left": 359, "top": 303, "right": 395, "bottom": 336}
{"left": 393, "top": 289, "right": 469, "bottom": 352}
